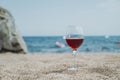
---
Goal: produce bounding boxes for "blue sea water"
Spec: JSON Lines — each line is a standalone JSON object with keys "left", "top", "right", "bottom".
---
{"left": 23, "top": 36, "right": 120, "bottom": 53}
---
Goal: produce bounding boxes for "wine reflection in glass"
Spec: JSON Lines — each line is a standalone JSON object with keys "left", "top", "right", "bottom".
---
{"left": 65, "top": 25, "right": 84, "bottom": 71}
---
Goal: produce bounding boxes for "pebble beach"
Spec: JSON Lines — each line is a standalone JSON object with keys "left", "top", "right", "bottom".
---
{"left": 0, "top": 53, "right": 120, "bottom": 80}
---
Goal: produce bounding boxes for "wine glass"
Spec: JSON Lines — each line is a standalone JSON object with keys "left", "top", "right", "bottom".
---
{"left": 65, "top": 25, "right": 84, "bottom": 71}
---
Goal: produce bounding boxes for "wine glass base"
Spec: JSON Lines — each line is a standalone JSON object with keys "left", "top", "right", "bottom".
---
{"left": 68, "top": 67, "right": 79, "bottom": 71}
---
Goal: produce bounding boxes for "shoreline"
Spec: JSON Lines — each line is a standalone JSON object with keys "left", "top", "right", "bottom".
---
{"left": 0, "top": 52, "right": 120, "bottom": 80}
{"left": 26, "top": 52, "right": 120, "bottom": 55}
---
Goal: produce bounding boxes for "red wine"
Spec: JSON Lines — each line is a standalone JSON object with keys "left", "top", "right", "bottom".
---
{"left": 66, "top": 38, "right": 84, "bottom": 51}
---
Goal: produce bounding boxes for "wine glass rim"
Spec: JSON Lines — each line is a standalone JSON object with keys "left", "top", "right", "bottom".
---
{"left": 65, "top": 38, "right": 84, "bottom": 39}
{"left": 63, "top": 35, "right": 84, "bottom": 39}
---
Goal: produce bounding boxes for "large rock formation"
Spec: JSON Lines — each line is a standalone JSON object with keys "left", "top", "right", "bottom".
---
{"left": 0, "top": 7, "right": 27, "bottom": 53}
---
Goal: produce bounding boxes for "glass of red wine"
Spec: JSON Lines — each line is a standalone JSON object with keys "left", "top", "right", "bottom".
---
{"left": 65, "top": 25, "right": 84, "bottom": 71}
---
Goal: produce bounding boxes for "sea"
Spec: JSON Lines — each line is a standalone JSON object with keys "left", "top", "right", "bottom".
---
{"left": 23, "top": 36, "right": 120, "bottom": 54}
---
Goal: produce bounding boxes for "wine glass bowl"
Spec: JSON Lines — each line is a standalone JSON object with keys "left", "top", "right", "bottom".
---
{"left": 66, "top": 35, "right": 84, "bottom": 51}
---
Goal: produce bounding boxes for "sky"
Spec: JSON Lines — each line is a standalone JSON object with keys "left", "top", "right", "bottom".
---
{"left": 0, "top": 0, "right": 120, "bottom": 36}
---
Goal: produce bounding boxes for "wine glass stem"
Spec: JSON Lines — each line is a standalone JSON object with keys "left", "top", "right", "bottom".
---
{"left": 73, "top": 50, "right": 77, "bottom": 69}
